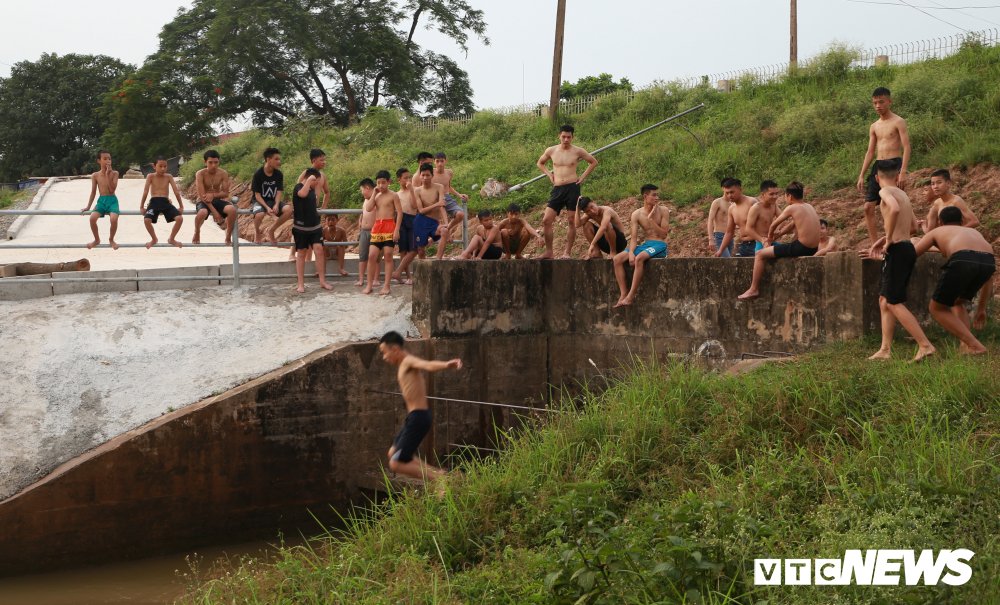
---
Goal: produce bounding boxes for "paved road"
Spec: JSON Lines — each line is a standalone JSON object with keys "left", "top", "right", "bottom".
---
{"left": 0, "top": 179, "right": 292, "bottom": 271}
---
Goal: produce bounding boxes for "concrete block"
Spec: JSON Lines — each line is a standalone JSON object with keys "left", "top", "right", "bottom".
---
{"left": 0, "top": 273, "right": 53, "bottom": 301}
{"left": 221, "top": 261, "right": 308, "bottom": 285}
{"left": 51, "top": 269, "right": 137, "bottom": 295}
{"left": 137, "top": 265, "right": 220, "bottom": 292}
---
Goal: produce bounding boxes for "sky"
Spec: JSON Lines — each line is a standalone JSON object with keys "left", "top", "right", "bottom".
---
{"left": 2, "top": 0, "right": 999, "bottom": 125}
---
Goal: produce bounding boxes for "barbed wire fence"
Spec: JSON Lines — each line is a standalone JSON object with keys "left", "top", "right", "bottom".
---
{"left": 412, "top": 28, "right": 999, "bottom": 132}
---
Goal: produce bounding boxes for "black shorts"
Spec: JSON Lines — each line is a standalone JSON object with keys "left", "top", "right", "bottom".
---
{"left": 144, "top": 198, "right": 181, "bottom": 223}
{"left": 932, "top": 250, "right": 996, "bottom": 307}
{"left": 866, "top": 157, "right": 903, "bottom": 204}
{"left": 773, "top": 239, "right": 818, "bottom": 259}
{"left": 291, "top": 227, "right": 323, "bottom": 250}
{"left": 398, "top": 213, "right": 416, "bottom": 253}
{"left": 546, "top": 183, "right": 581, "bottom": 215}
{"left": 390, "top": 409, "right": 433, "bottom": 463}
{"left": 880, "top": 240, "right": 917, "bottom": 304}
{"left": 373, "top": 238, "right": 396, "bottom": 250}
{"left": 594, "top": 224, "right": 627, "bottom": 255}
{"left": 482, "top": 244, "right": 502, "bottom": 260}
{"left": 251, "top": 199, "right": 289, "bottom": 215}
{"left": 196, "top": 200, "right": 232, "bottom": 217}
{"left": 736, "top": 241, "right": 756, "bottom": 257}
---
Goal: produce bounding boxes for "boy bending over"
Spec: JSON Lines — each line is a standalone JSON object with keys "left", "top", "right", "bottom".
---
{"left": 455, "top": 209, "right": 503, "bottom": 260}
{"left": 576, "top": 197, "right": 627, "bottom": 260}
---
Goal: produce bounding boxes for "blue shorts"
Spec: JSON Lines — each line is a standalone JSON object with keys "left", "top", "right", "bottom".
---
{"left": 398, "top": 213, "right": 416, "bottom": 252}
{"left": 755, "top": 241, "right": 765, "bottom": 253}
{"left": 627, "top": 240, "right": 668, "bottom": 259}
{"left": 713, "top": 232, "right": 732, "bottom": 257}
{"left": 413, "top": 213, "right": 441, "bottom": 248}
{"left": 93, "top": 195, "right": 119, "bottom": 217}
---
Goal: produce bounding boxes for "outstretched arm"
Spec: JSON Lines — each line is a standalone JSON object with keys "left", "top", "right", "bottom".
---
{"left": 406, "top": 357, "right": 462, "bottom": 373}
{"left": 913, "top": 231, "right": 938, "bottom": 256}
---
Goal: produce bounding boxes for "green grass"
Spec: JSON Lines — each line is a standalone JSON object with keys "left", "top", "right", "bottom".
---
{"left": 181, "top": 41, "right": 1000, "bottom": 218}
{"left": 0, "top": 186, "right": 35, "bottom": 210}
{"left": 178, "top": 312, "right": 1000, "bottom": 604}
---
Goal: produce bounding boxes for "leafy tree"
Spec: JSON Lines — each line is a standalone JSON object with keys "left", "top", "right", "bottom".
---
{"left": 130, "top": 0, "right": 489, "bottom": 130}
{"left": 560, "top": 73, "right": 633, "bottom": 99}
{"left": 0, "top": 54, "right": 132, "bottom": 181}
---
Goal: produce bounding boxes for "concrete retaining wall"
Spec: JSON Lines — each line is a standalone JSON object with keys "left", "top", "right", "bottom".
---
{"left": 0, "top": 273, "right": 53, "bottom": 301}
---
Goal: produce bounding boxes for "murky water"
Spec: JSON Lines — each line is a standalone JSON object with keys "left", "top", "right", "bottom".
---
{"left": 0, "top": 536, "right": 305, "bottom": 605}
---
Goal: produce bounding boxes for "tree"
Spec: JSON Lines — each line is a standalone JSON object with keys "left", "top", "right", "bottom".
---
{"left": 132, "top": 0, "right": 489, "bottom": 130}
{"left": 560, "top": 73, "right": 633, "bottom": 99}
{"left": 0, "top": 54, "right": 132, "bottom": 181}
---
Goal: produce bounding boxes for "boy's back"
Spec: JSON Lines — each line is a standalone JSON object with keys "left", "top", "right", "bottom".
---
{"left": 925, "top": 225, "right": 992, "bottom": 257}
{"left": 879, "top": 186, "right": 915, "bottom": 243}
{"left": 786, "top": 203, "right": 821, "bottom": 248}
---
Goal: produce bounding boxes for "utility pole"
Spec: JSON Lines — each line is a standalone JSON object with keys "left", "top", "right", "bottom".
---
{"left": 790, "top": 0, "right": 798, "bottom": 67}
{"left": 549, "top": 0, "right": 567, "bottom": 120}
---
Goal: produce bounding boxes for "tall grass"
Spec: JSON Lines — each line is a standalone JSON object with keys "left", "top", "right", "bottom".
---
{"left": 178, "top": 316, "right": 1000, "bottom": 604}
{"left": 181, "top": 42, "right": 1000, "bottom": 217}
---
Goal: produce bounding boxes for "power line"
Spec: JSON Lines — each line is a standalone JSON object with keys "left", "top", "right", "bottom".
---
{"left": 895, "top": 0, "right": 971, "bottom": 30}
{"left": 925, "top": 0, "right": 1000, "bottom": 26}
{"left": 847, "top": 0, "right": 1000, "bottom": 7}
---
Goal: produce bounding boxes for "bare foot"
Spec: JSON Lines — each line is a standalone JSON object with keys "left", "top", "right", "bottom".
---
{"left": 959, "top": 342, "right": 970, "bottom": 354}
{"left": 404, "top": 278, "right": 413, "bottom": 285}
{"left": 340, "top": 269, "right": 349, "bottom": 276}
{"left": 372, "top": 279, "right": 381, "bottom": 287}
{"left": 380, "top": 285, "right": 391, "bottom": 296}
{"left": 738, "top": 289, "right": 759, "bottom": 300}
{"left": 535, "top": 251, "right": 555, "bottom": 260}
{"left": 391, "top": 272, "right": 406, "bottom": 285}
{"left": 145, "top": 238, "right": 157, "bottom": 250}
{"left": 868, "top": 349, "right": 892, "bottom": 361}
{"left": 614, "top": 295, "right": 634, "bottom": 308}
{"left": 87, "top": 239, "right": 100, "bottom": 250}
{"left": 515, "top": 254, "right": 526, "bottom": 259}
{"left": 911, "top": 345, "right": 937, "bottom": 363}
{"left": 354, "top": 278, "right": 365, "bottom": 287}
{"left": 265, "top": 228, "right": 277, "bottom": 245}
{"left": 960, "top": 343, "right": 987, "bottom": 356}
{"left": 167, "top": 237, "right": 182, "bottom": 248}
{"left": 559, "top": 253, "right": 573, "bottom": 259}
{"left": 224, "top": 236, "right": 233, "bottom": 245}
{"left": 254, "top": 232, "right": 263, "bottom": 245}
{"left": 319, "top": 282, "right": 334, "bottom": 291}
{"left": 295, "top": 286, "right": 306, "bottom": 294}
{"left": 109, "top": 239, "right": 119, "bottom": 251}
{"left": 362, "top": 285, "right": 373, "bottom": 295}
{"left": 192, "top": 232, "right": 201, "bottom": 245}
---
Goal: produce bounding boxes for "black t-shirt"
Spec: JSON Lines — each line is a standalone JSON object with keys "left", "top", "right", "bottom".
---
{"left": 291, "top": 183, "right": 320, "bottom": 229}
{"left": 251, "top": 167, "right": 283, "bottom": 204}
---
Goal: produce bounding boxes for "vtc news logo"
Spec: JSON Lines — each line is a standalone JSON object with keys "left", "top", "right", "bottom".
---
{"left": 755, "top": 550, "right": 975, "bottom": 586}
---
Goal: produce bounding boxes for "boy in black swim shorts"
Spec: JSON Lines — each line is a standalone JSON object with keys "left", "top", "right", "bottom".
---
{"left": 856, "top": 87, "right": 911, "bottom": 244}
{"left": 576, "top": 196, "right": 627, "bottom": 259}
{"left": 379, "top": 331, "right": 462, "bottom": 495}
{"left": 536, "top": 125, "right": 599, "bottom": 258}
{"left": 140, "top": 156, "right": 185, "bottom": 249}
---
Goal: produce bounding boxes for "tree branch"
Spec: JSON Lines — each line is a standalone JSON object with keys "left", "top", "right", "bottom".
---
{"left": 325, "top": 58, "right": 358, "bottom": 123}
{"left": 407, "top": 2, "right": 425, "bottom": 47}
{"left": 370, "top": 72, "right": 384, "bottom": 107}
{"left": 307, "top": 60, "right": 334, "bottom": 117}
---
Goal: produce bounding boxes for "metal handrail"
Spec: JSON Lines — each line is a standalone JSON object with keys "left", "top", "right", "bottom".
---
{"left": 2, "top": 241, "right": 359, "bottom": 249}
{"left": 0, "top": 273, "right": 360, "bottom": 284}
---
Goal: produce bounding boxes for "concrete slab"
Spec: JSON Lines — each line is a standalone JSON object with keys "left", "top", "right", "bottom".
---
{"left": 0, "top": 274, "right": 53, "bottom": 302}
{"left": 138, "top": 265, "right": 220, "bottom": 291}
{"left": 220, "top": 261, "right": 312, "bottom": 285}
{"left": 51, "top": 269, "right": 137, "bottom": 295}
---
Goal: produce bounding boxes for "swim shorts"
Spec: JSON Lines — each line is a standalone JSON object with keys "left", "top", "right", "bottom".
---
{"left": 879, "top": 240, "right": 917, "bottom": 305}
{"left": 866, "top": 157, "right": 903, "bottom": 204}
{"left": 196, "top": 200, "right": 232, "bottom": 218}
{"left": 371, "top": 219, "right": 396, "bottom": 249}
{"left": 713, "top": 232, "right": 733, "bottom": 258}
{"left": 736, "top": 241, "right": 756, "bottom": 257}
{"left": 444, "top": 194, "right": 463, "bottom": 218}
{"left": 292, "top": 226, "right": 323, "bottom": 250}
{"left": 755, "top": 241, "right": 765, "bottom": 253}
{"left": 508, "top": 231, "right": 521, "bottom": 253}
{"left": 546, "top": 182, "right": 581, "bottom": 215}
{"left": 413, "top": 213, "right": 441, "bottom": 248}
{"left": 251, "top": 199, "right": 289, "bottom": 216}
{"left": 627, "top": 240, "right": 668, "bottom": 259}
{"left": 398, "top": 213, "right": 416, "bottom": 253}
{"left": 774, "top": 239, "right": 819, "bottom": 259}
{"left": 93, "top": 195, "right": 119, "bottom": 217}
{"left": 481, "top": 244, "right": 503, "bottom": 260}
{"left": 932, "top": 250, "right": 996, "bottom": 307}
{"left": 358, "top": 228, "right": 371, "bottom": 262}
{"left": 144, "top": 197, "right": 181, "bottom": 223}
{"left": 594, "top": 223, "right": 628, "bottom": 255}
{"left": 390, "top": 409, "right": 433, "bottom": 463}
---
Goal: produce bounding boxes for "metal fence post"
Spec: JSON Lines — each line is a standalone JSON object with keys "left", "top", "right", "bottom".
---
{"left": 462, "top": 199, "right": 468, "bottom": 250}
{"left": 231, "top": 196, "right": 241, "bottom": 288}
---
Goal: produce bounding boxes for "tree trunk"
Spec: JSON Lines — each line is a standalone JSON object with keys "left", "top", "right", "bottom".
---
{"left": 2, "top": 259, "right": 91, "bottom": 276}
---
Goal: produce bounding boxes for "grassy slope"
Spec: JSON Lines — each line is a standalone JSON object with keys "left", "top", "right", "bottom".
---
{"left": 180, "top": 314, "right": 1000, "bottom": 605}
{"left": 181, "top": 43, "right": 1000, "bottom": 215}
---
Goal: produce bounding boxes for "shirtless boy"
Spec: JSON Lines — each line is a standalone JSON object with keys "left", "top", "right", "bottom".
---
{"left": 497, "top": 203, "right": 543, "bottom": 259}
{"left": 194, "top": 149, "right": 236, "bottom": 245}
{"left": 290, "top": 168, "right": 334, "bottom": 293}
{"left": 613, "top": 184, "right": 670, "bottom": 308}
{"left": 455, "top": 209, "right": 503, "bottom": 260}
{"left": 392, "top": 167, "right": 420, "bottom": 285}
{"left": 363, "top": 170, "right": 402, "bottom": 296}
{"left": 80, "top": 150, "right": 120, "bottom": 250}
{"left": 536, "top": 125, "right": 599, "bottom": 259}
{"left": 713, "top": 179, "right": 759, "bottom": 258}
{"left": 857, "top": 87, "right": 911, "bottom": 244}
{"left": 379, "top": 331, "right": 462, "bottom": 495}
{"left": 924, "top": 170, "right": 979, "bottom": 231}
{"left": 742, "top": 180, "right": 780, "bottom": 255}
{"left": 738, "top": 182, "right": 821, "bottom": 300}
{"left": 251, "top": 147, "right": 292, "bottom": 245}
{"left": 866, "top": 160, "right": 936, "bottom": 362}
{"left": 814, "top": 220, "right": 840, "bottom": 257}
{"left": 140, "top": 156, "right": 185, "bottom": 249}
{"left": 432, "top": 152, "right": 468, "bottom": 254}
{"left": 412, "top": 163, "right": 450, "bottom": 260}
{"left": 288, "top": 149, "right": 331, "bottom": 262}
{"left": 576, "top": 197, "right": 627, "bottom": 260}
{"left": 706, "top": 179, "right": 733, "bottom": 257}
{"left": 322, "top": 214, "right": 349, "bottom": 275}
{"left": 916, "top": 206, "right": 995, "bottom": 354}
{"left": 356, "top": 178, "right": 379, "bottom": 288}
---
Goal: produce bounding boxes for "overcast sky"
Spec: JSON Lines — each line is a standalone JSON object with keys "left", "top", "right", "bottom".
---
{"left": 3, "top": 0, "right": 998, "bottom": 123}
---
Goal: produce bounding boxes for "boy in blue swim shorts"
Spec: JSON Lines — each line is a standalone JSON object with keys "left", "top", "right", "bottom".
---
{"left": 614, "top": 184, "right": 671, "bottom": 308}
{"left": 80, "top": 150, "right": 121, "bottom": 250}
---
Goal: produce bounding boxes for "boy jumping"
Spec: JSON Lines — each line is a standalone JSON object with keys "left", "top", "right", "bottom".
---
{"left": 80, "top": 150, "right": 120, "bottom": 250}
{"left": 140, "top": 156, "right": 185, "bottom": 249}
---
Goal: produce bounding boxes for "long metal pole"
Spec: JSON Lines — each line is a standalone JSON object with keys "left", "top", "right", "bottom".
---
{"left": 507, "top": 103, "right": 705, "bottom": 193}
{"left": 232, "top": 208, "right": 241, "bottom": 289}
{"left": 0, "top": 241, "right": 359, "bottom": 249}
{"left": 366, "top": 390, "right": 563, "bottom": 414}
{"left": 549, "top": 0, "right": 567, "bottom": 120}
{"left": 462, "top": 199, "right": 469, "bottom": 250}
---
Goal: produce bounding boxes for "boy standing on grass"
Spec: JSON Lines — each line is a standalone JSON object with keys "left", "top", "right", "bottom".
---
{"left": 575, "top": 197, "right": 626, "bottom": 260}
{"left": 288, "top": 149, "right": 331, "bottom": 262}
{"left": 915, "top": 206, "right": 995, "bottom": 355}
{"left": 356, "top": 178, "right": 378, "bottom": 288}
{"left": 290, "top": 168, "right": 334, "bottom": 293}
{"left": 194, "top": 150, "right": 236, "bottom": 245}
{"left": 742, "top": 180, "right": 780, "bottom": 255}
{"left": 738, "top": 182, "right": 821, "bottom": 300}
{"left": 498, "top": 202, "right": 544, "bottom": 259}
{"left": 613, "top": 184, "right": 670, "bottom": 308}
{"left": 140, "top": 156, "right": 185, "bottom": 249}
{"left": 713, "top": 179, "right": 759, "bottom": 258}
{"left": 80, "top": 150, "right": 120, "bottom": 250}
{"left": 251, "top": 147, "right": 292, "bottom": 245}
{"left": 323, "top": 214, "right": 349, "bottom": 276}
{"left": 857, "top": 87, "right": 911, "bottom": 244}
{"left": 363, "top": 171, "right": 402, "bottom": 296}
{"left": 413, "top": 163, "right": 450, "bottom": 260}
{"left": 865, "top": 160, "right": 936, "bottom": 362}
{"left": 814, "top": 220, "right": 840, "bottom": 257}
{"left": 706, "top": 179, "right": 733, "bottom": 257}
{"left": 454, "top": 209, "right": 503, "bottom": 260}
{"left": 432, "top": 152, "right": 468, "bottom": 254}
{"left": 379, "top": 331, "right": 462, "bottom": 496}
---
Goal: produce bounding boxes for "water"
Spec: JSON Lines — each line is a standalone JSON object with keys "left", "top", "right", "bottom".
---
{"left": 0, "top": 536, "right": 305, "bottom": 605}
